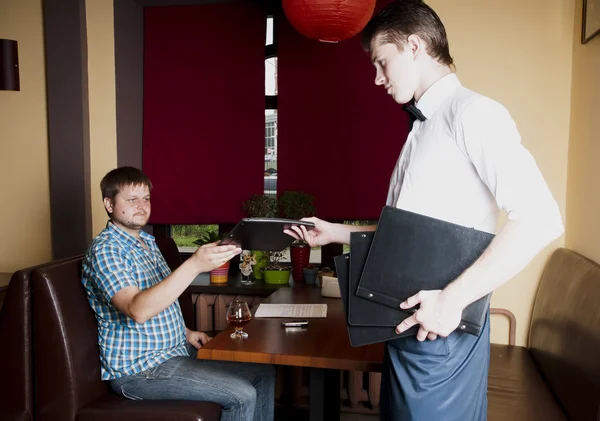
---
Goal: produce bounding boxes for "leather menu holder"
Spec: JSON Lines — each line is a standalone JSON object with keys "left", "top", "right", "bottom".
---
{"left": 355, "top": 206, "right": 494, "bottom": 337}
{"left": 334, "top": 253, "right": 416, "bottom": 347}
{"left": 220, "top": 218, "right": 315, "bottom": 251}
{"left": 348, "top": 232, "right": 411, "bottom": 327}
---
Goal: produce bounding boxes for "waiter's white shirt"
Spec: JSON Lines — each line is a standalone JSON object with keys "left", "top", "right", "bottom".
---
{"left": 386, "top": 73, "right": 563, "bottom": 235}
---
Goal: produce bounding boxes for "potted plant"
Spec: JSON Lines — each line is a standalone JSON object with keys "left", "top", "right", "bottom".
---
{"left": 278, "top": 191, "right": 316, "bottom": 283}
{"left": 241, "top": 194, "right": 278, "bottom": 280}
{"left": 242, "top": 194, "right": 278, "bottom": 218}
{"left": 194, "top": 229, "right": 229, "bottom": 284}
{"left": 262, "top": 251, "right": 291, "bottom": 285}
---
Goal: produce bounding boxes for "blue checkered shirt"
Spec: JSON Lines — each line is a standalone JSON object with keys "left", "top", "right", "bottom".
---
{"left": 82, "top": 222, "right": 188, "bottom": 380}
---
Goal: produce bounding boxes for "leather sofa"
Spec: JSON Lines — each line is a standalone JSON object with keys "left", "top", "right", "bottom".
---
{"left": 487, "top": 248, "right": 600, "bottom": 420}
{"left": 0, "top": 256, "right": 221, "bottom": 421}
{"left": 0, "top": 256, "right": 82, "bottom": 421}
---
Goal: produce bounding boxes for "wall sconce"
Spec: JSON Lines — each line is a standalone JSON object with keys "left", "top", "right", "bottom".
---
{"left": 0, "top": 39, "right": 20, "bottom": 91}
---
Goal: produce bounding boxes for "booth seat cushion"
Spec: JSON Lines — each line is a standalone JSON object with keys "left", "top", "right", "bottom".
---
{"left": 2, "top": 410, "right": 30, "bottom": 421}
{"left": 32, "top": 257, "right": 222, "bottom": 421}
{"left": 488, "top": 344, "right": 566, "bottom": 421}
{"left": 528, "top": 248, "right": 600, "bottom": 421}
{"left": 77, "top": 394, "right": 222, "bottom": 421}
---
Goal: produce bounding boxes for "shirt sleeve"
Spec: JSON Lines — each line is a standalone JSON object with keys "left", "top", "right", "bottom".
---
{"left": 455, "top": 96, "right": 563, "bottom": 232}
{"left": 91, "top": 244, "right": 139, "bottom": 303}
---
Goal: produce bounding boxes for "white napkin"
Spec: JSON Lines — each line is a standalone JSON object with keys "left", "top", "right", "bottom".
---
{"left": 320, "top": 276, "right": 341, "bottom": 298}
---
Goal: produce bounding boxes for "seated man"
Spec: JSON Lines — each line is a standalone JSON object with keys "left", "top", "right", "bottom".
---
{"left": 82, "top": 166, "right": 275, "bottom": 421}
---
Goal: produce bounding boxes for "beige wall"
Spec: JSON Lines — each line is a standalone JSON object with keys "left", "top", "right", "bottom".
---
{"left": 566, "top": 0, "right": 600, "bottom": 262}
{"left": 0, "top": 0, "right": 118, "bottom": 273}
{"left": 0, "top": 0, "right": 52, "bottom": 272}
{"left": 86, "top": 0, "right": 118, "bottom": 236}
{"left": 430, "top": 0, "right": 574, "bottom": 345}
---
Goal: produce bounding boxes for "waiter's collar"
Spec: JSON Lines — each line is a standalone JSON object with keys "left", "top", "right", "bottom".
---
{"left": 415, "top": 73, "right": 461, "bottom": 120}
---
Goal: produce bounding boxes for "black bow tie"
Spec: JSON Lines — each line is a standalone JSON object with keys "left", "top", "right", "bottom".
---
{"left": 403, "top": 103, "right": 427, "bottom": 122}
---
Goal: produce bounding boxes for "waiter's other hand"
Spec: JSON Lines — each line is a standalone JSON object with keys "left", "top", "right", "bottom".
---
{"left": 396, "top": 290, "right": 463, "bottom": 341}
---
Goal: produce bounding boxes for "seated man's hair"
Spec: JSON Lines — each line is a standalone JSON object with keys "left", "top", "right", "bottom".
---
{"left": 100, "top": 166, "right": 153, "bottom": 201}
{"left": 361, "top": 0, "right": 453, "bottom": 67}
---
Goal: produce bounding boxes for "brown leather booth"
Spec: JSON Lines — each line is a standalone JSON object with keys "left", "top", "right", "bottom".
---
{"left": 487, "top": 248, "right": 600, "bottom": 421}
{"left": 0, "top": 256, "right": 82, "bottom": 421}
{"left": 154, "top": 236, "right": 196, "bottom": 330}
{"left": 0, "top": 256, "right": 221, "bottom": 421}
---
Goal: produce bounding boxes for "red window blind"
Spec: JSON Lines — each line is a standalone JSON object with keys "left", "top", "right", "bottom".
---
{"left": 143, "top": 3, "right": 266, "bottom": 224}
{"left": 276, "top": 1, "right": 409, "bottom": 221}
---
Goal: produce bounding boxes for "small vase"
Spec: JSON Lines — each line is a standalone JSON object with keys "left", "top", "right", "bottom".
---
{"left": 210, "top": 261, "right": 230, "bottom": 284}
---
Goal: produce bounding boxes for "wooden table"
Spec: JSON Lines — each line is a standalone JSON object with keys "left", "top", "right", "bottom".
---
{"left": 197, "top": 285, "right": 384, "bottom": 421}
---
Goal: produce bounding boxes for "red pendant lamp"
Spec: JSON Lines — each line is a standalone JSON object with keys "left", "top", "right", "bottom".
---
{"left": 282, "top": 0, "right": 377, "bottom": 43}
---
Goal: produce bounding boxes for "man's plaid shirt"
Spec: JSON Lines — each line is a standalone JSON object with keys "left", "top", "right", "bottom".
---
{"left": 82, "top": 222, "right": 188, "bottom": 380}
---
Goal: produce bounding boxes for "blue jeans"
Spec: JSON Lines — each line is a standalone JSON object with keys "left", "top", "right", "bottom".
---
{"left": 110, "top": 346, "right": 276, "bottom": 421}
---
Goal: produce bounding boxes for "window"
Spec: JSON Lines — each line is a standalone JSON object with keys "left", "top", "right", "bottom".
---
{"left": 264, "top": 16, "right": 278, "bottom": 199}
{"left": 171, "top": 224, "right": 218, "bottom": 250}
{"left": 264, "top": 112, "right": 277, "bottom": 197}
{"left": 265, "top": 118, "right": 276, "bottom": 152}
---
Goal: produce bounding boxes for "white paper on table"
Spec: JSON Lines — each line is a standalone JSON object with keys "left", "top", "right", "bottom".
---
{"left": 254, "top": 304, "right": 328, "bottom": 318}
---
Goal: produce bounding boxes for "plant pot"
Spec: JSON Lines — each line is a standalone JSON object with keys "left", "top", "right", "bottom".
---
{"left": 263, "top": 267, "right": 291, "bottom": 285}
{"left": 291, "top": 243, "right": 311, "bottom": 282}
{"left": 303, "top": 267, "right": 319, "bottom": 285}
{"left": 209, "top": 261, "right": 230, "bottom": 284}
{"left": 251, "top": 251, "right": 269, "bottom": 280}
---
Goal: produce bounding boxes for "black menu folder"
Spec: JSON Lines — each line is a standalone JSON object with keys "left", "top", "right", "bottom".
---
{"left": 220, "top": 218, "right": 315, "bottom": 251}
{"left": 355, "top": 206, "right": 495, "bottom": 337}
{"left": 334, "top": 254, "right": 416, "bottom": 347}
{"left": 348, "top": 232, "right": 411, "bottom": 327}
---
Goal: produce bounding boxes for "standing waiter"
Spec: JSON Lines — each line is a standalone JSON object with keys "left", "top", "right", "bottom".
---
{"left": 285, "top": 1, "right": 564, "bottom": 419}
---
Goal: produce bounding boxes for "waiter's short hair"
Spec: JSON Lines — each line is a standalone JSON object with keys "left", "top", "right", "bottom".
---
{"left": 361, "top": 0, "right": 454, "bottom": 67}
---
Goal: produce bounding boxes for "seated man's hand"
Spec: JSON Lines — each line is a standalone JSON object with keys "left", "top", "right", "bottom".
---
{"left": 395, "top": 290, "right": 463, "bottom": 341}
{"left": 193, "top": 242, "right": 241, "bottom": 273}
{"left": 186, "top": 328, "right": 212, "bottom": 350}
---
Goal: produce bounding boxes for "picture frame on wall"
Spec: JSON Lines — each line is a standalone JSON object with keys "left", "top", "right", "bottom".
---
{"left": 582, "top": 0, "right": 600, "bottom": 43}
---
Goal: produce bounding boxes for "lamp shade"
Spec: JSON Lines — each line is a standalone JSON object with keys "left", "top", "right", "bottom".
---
{"left": 282, "top": 0, "right": 376, "bottom": 43}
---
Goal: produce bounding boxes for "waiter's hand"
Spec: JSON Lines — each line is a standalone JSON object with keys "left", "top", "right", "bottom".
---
{"left": 284, "top": 217, "right": 337, "bottom": 247}
{"left": 396, "top": 290, "right": 463, "bottom": 341}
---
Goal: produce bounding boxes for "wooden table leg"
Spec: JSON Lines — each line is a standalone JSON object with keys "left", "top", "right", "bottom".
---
{"left": 309, "top": 368, "right": 340, "bottom": 421}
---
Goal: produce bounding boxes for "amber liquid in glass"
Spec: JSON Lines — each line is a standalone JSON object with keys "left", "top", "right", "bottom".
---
{"left": 227, "top": 316, "right": 251, "bottom": 328}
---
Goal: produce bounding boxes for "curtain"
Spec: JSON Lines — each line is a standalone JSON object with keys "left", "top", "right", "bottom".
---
{"left": 276, "top": 0, "right": 408, "bottom": 220}
{"left": 143, "top": 3, "right": 266, "bottom": 224}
